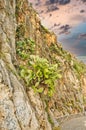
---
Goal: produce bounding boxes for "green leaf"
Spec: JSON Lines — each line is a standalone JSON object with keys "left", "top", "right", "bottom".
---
{"left": 45, "top": 79, "right": 53, "bottom": 85}
{"left": 32, "top": 86, "right": 37, "bottom": 93}
{"left": 37, "top": 87, "right": 43, "bottom": 93}
{"left": 48, "top": 89, "right": 54, "bottom": 97}
{"left": 56, "top": 73, "right": 62, "bottom": 79}
{"left": 20, "top": 69, "right": 26, "bottom": 78}
{"left": 44, "top": 68, "right": 49, "bottom": 78}
{"left": 35, "top": 82, "right": 39, "bottom": 87}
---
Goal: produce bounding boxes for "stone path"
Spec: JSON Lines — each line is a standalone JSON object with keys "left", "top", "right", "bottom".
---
{"left": 61, "top": 116, "right": 86, "bottom": 130}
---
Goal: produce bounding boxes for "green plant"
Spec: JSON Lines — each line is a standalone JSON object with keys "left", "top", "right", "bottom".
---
{"left": 16, "top": 38, "right": 35, "bottom": 60}
{"left": 73, "top": 60, "right": 85, "bottom": 75}
{"left": 49, "top": 43, "right": 72, "bottom": 62}
{"left": 16, "top": 24, "right": 26, "bottom": 39}
{"left": 19, "top": 55, "right": 61, "bottom": 97}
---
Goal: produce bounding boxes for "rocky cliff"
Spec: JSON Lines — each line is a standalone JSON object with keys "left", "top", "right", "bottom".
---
{"left": 0, "top": 0, "right": 86, "bottom": 130}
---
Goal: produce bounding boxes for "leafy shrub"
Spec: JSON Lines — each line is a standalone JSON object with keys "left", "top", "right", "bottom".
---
{"left": 16, "top": 38, "right": 35, "bottom": 60}
{"left": 73, "top": 61, "right": 85, "bottom": 74}
{"left": 19, "top": 55, "right": 61, "bottom": 97}
{"left": 73, "top": 60, "right": 86, "bottom": 79}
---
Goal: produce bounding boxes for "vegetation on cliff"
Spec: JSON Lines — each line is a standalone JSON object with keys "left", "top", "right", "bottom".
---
{"left": 0, "top": 0, "right": 86, "bottom": 130}
{"left": 15, "top": 0, "right": 86, "bottom": 120}
{"left": 16, "top": 38, "right": 62, "bottom": 97}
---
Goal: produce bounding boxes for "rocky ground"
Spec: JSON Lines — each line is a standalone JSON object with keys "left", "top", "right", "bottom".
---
{"left": 61, "top": 115, "right": 86, "bottom": 130}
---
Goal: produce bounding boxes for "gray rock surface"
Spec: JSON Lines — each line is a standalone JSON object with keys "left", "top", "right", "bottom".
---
{"left": 61, "top": 116, "right": 86, "bottom": 130}
{"left": 0, "top": 0, "right": 86, "bottom": 130}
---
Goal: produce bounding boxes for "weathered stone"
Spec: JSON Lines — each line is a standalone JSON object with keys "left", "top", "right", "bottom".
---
{"left": 0, "top": 0, "right": 86, "bottom": 129}
{"left": 28, "top": 88, "right": 52, "bottom": 130}
{"left": 0, "top": 72, "right": 2, "bottom": 83}
{"left": 0, "top": 83, "right": 21, "bottom": 130}
{"left": 10, "top": 73, "right": 39, "bottom": 130}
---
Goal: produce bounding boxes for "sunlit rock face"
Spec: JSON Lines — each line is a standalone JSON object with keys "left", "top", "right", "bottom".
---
{"left": 0, "top": 0, "right": 86, "bottom": 130}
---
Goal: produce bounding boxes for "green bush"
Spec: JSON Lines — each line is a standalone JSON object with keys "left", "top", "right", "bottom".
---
{"left": 73, "top": 61, "right": 85, "bottom": 74}
{"left": 16, "top": 38, "right": 35, "bottom": 60}
{"left": 19, "top": 55, "right": 61, "bottom": 97}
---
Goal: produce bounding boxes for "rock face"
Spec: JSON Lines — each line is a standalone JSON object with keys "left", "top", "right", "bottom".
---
{"left": 0, "top": 0, "right": 86, "bottom": 130}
